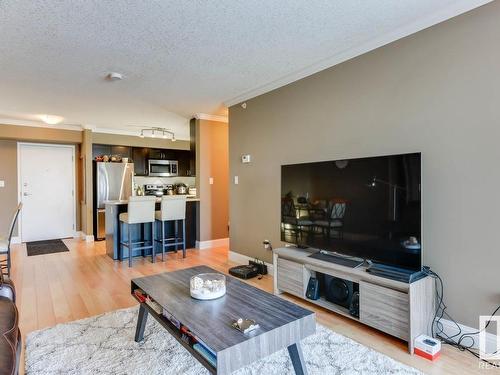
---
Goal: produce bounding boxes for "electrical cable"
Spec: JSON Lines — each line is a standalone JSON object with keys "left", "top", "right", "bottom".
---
{"left": 423, "top": 267, "right": 500, "bottom": 367}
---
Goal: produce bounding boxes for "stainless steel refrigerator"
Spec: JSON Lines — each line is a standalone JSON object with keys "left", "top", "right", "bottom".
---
{"left": 94, "top": 162, "right": 134, "bottom": 240}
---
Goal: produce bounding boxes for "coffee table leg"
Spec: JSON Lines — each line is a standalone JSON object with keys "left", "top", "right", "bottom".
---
{"left": 135, "top": 304, "right": 149, "bottom": 342}
{"left": 287, "top": 342, "right": 307, "bottom": 375}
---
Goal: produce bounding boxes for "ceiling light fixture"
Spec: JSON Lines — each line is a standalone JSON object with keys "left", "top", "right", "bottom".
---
{"left": 40, "top": 114, "right": 64, "bottom": 125}
{"left": 106, "top": 72, "right": 123, "bottom": 81}
{"left": 138, "top": 127, "right": 176, "bottom": 142}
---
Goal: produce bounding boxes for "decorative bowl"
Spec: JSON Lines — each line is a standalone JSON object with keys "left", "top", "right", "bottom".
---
{"left": 190, "top": 273, "right": 226, "bottom": 300}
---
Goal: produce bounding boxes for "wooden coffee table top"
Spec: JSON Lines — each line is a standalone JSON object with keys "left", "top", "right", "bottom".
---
{"left": 131, "top": 265, "right": 315, "bottom": 353}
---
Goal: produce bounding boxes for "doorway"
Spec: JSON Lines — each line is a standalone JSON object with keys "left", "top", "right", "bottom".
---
{"left": 18, "top": 143, "right": 76, "bottom": 242}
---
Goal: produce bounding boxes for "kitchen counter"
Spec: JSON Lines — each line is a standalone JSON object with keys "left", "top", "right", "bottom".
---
{"left": 105, "top": 199, "right": 199, "bottom": 260}
{"left": 104, "top": 196, "right": 200, "bottom": 205}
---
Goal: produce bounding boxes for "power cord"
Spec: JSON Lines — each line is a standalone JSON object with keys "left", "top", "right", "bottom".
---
{"left": 423, "top": 267, "right": 500, "bottom": 367}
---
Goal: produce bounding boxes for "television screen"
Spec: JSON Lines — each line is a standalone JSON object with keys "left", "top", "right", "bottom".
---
{"left": 281, "top": 153, "right": 421, "bottom": 271}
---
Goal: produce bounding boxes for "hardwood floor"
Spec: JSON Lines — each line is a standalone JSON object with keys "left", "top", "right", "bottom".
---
{"left": 10, "top": 239, "right": 495, "bottom": 374}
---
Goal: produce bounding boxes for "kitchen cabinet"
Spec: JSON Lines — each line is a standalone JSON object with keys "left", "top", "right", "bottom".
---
{"left": 92, "top": 144, "right": 112, "bottom": 159}
{"left": 149, "top": 148, "right": 178, "bottom": 160}
{"left": 111, "top": 146, "right": 131, "bottom": 159}
{"left": 132, "top": 147, "right": 149, "bottom": 176}
{"left": 92, "top": 145, "right": 131, "bottom": 160}
{"left": 177, "top": 150, "right": 192, "bottom": 176}
{"left": 92, "top": 144, "right": 195, "bottom": 177}
{"left": 189, "top": 119, "right": 196, "bottom": 176}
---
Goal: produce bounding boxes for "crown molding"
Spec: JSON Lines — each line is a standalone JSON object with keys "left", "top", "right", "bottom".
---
{"left": 0, "top": 118, "right": 83, "bottom": 131}
{"left": 223, "top": 0, "right": 493, "bottom": 107}
{"left": 194, "top": 113, "right": 228, "bottom": 123}
{"left": 91, "top": 126, "right": 140, "bottom": 137}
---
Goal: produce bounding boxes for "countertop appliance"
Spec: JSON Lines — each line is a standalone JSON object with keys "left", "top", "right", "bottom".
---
{"left": 144, "top": 184, "right": 173, "bottom": 197}
{"left": 148, "top": 159, "right": 178, "bottom": 177}
{"left": 176, "top": 183, "right": 187, "bottom": 195}
{"left": 94, "top": 162, "right": 134, "bottom": 240}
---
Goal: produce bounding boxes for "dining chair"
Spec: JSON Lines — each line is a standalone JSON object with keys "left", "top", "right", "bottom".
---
{"left": 0, "top": 203, "right": 22, "bottom": 277}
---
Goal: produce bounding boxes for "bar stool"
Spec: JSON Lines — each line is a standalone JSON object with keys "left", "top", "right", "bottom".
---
{"left": 154, "top": 195, "right": 187, "bottom": 261}
{"left": 119, "top": 196, "right": 156, "bottom": 267}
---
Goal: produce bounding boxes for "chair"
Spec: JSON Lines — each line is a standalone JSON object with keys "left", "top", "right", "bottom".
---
{"left": 0, "top": 203, "right": 22, "bottom": 277}
{"left": 315, "top": 199, "right": 347, "bottom": 239}
{"left": 119, "top": 196, "right": 156, "bottom": 267}
{"left": 154, "top": 195, "right": 187, "bottom": 261}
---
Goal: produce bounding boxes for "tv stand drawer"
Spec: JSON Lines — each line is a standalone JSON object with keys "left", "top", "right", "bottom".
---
{"left": 359, "top": 281, "right": 409, "bottom": 340}
{"left": 277, "top": 258, "right": 304, "bottom": 297}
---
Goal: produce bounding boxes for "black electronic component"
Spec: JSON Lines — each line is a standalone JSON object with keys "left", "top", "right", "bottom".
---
{"left": 228, "top": 265, "right": 259, "bottom": 279}
{"left": 305, "top": 277, "right": 320, "bottom": 300}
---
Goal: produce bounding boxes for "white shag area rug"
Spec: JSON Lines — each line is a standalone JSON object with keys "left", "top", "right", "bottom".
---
{"left": 25, "top": 306, "right": 422, "bottom": 375}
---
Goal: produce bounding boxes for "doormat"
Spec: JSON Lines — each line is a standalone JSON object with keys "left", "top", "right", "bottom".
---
{"left": 26, "top": 239, "right": 70, "bottom": 256}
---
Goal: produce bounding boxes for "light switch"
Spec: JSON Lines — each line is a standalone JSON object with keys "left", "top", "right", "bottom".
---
{"left": 0, "top": 180, "right": 4, "bottom": 188}
{"left": 234, "top": 176, "right": 239, "bottom": 185}
{"left": 209, "top": 177, "right": 214, "bottom": 185}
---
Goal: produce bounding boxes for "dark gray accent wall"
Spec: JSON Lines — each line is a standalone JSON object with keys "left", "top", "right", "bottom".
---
{"left": 229, "top": 1, "right": 499, "bottom": 328}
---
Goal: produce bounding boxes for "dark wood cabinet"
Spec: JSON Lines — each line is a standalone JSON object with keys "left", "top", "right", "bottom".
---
{"left": 92, "top": 144, "right": 195, "bottom": 177}
{"left": 149, "top": 148, "right": 178, "bottom": 160}
{"left": 92, "top": 144, "right": 112, "bottom": 159}
{"left": 132, "top": 147, "right": 149, "bottom": 176}
{"left": 92, "top": 145, "right": 131, "bottom": 160}
{"left": 189, "top": 118, "right": 196, "bottom": 176}
{"left": 177, "top": 150, "right": 192, "bottom": 176}
{"left": 111, "top": 146, "right": 132, "bottom": 159}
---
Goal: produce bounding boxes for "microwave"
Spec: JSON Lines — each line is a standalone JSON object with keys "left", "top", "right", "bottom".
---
{"left": 148, "top": 159, "right": 178, "bottom": 177}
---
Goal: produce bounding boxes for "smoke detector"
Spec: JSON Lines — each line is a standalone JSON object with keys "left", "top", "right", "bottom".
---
{"left": 106, "top": 72, "right": 123, "bottom": 81}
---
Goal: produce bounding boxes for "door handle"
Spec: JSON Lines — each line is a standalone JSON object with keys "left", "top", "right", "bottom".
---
{"left": 23, "top": 192, "right": 31, "bottom": 196}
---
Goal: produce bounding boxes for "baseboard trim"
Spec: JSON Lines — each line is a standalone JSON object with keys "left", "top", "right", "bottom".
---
{"left": 11, "top": 236, "right": 21, "bottom": 244}
{"left": 228, "top": 250, "right": 274, "bottom": 276}
{"left": 438, "top": 318, "right": 498, "bottom": 353}
{"left": 196, "top": 237, "right": 229, "bottom": 250}
{"left": 84, "top": 234, "right": 95, "bottom": 242}
{"left": 75, "top": 231, "right": 94, "bottom": 242}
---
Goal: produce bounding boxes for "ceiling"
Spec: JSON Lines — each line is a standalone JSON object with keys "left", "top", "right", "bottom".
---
{"left": 0, "top": 0, "right": 491, "bottom": 139}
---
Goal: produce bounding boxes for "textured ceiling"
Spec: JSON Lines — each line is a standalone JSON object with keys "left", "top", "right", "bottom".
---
{"left": 0, "top": 0, "right": 491, "bottom": 138}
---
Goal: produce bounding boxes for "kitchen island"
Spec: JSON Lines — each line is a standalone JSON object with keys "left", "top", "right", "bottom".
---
{"left": 105, "top": 198, "right": 200, "bottom": 260}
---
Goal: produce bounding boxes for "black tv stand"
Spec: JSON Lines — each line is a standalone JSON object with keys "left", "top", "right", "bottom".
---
{"left": 308, "top": 250, "right": 364, "bottom": 268}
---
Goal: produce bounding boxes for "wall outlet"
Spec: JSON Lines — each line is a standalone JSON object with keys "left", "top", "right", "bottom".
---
{"left": 0, "top": 180, "right": 4, "bottom": 188}
{"left": 234, "top": 176, "right": 239, "bottom": 184}
{"left": 209, "top": 177, "right": 214, "bottom": 185}
{"left": 241, "top": 154, "right": 251, "bottom": 163}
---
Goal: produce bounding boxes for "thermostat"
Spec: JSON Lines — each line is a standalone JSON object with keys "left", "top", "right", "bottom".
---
{"left": 241, "top": 154, "right": 251, "bottom": 163}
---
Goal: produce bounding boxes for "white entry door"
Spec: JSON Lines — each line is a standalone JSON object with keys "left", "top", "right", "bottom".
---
{"left": 19, "top": 143, "right": 75, "bottom": 242}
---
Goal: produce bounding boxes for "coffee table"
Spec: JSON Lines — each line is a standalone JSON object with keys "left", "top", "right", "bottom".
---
{"left": 131, "top": 266, "right": 315, "bottom": 374}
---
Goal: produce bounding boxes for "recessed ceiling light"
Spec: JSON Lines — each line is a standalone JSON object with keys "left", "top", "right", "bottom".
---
{"left": 40, "top": 114, "right": 64, "bottom": 125}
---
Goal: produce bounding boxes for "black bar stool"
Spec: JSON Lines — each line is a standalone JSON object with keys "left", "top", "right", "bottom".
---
{"left": 154, "top": 196, "right": 186, "bottom": 261}
{"left": 119, "top": 196, "right": 156, "bottom": 267}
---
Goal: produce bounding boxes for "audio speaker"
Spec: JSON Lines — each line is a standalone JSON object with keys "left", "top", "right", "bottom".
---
{"left": 306, "top": 277, "right": 320, "bottom": 300}
{"left": 323, "top": 275, "right": 358, "bottom": 310}
{"left": 349, "top": 291, "right": 360, "bottom": 318}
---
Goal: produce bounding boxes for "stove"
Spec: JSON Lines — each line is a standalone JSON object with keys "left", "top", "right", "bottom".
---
{"left": 144, "top": 184, "right": 173, "bottom": 197}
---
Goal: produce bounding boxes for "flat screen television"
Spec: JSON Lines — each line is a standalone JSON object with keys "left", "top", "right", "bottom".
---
{"left": 281, "top": 152, "right": 422, "bottom": 271}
